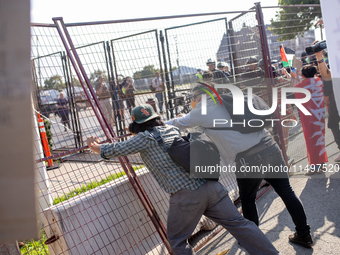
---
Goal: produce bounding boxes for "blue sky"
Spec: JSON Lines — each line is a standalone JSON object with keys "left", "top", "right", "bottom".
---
{"left": 30, "top": 0, "right": 278, "bottom": 24}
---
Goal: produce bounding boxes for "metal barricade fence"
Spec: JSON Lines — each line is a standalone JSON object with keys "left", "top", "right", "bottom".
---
{"left": 1, "top": 3, "right": 324, "bottom": 255}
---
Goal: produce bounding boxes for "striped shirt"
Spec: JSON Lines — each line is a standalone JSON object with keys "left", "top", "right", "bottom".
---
{"left": 100, "top": 125, "right": 206, "bottom": 194}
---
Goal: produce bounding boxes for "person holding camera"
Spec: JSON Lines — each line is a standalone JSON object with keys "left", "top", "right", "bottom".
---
{"left": 311, "top": 40, "right": 340, "bottom": 162}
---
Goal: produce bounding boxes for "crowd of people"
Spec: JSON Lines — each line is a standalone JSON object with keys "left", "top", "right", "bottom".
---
{"left": 52, "top": 24, "right": 339, "bottom": 254}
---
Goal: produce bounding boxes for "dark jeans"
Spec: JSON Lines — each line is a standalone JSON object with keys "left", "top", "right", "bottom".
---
{"left": 236, "top": 138, "right": 311, "bottom": 237}
{"left": 59, "top": 112, "right": 70, "bottom": 129}
{"left": 125, "top": 95, "right": 135, "bottom": 114}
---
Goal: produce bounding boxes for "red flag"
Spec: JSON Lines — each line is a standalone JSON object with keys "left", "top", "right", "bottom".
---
{"left": 294, "top": 77, "right": 328, "bottom": 165}
{"left": 280, "top": 45, "right": 289, "bottom": 66}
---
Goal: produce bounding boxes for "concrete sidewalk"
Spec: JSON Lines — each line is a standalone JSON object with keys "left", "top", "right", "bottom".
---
{"left": 197, "top": 143, "right": 340, "bottom": 255}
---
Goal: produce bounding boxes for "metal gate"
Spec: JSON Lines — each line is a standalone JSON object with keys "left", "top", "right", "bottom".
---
{"left": 6, "top": 3, "right": 326, "bottom": 255}
{"left": 32, "top": 51, "right": 83, "bottom": 151}
{"left": 164, "top": 18, "right": 229, "bottom": 116}
{"left": 110, "top": 29, "right": 169, "bottom": 121}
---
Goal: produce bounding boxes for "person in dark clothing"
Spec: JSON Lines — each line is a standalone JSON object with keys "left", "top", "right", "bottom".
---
{"left": 217, "top": 62, "right": 232, "bottom": 77}
{"left": 57, "top": 91, "right": 71, "bottom": 131}
{"left": 88, "top": 103, "right": 281, "bottom": 255}
{"left": 239, "top": 57, "right": 265, "bottom": 95}
{"left": 206, "top": 59, "right": 229, "bottom": 84}
{"left": 167, "top": 84, "right": 314, "bottom": 249}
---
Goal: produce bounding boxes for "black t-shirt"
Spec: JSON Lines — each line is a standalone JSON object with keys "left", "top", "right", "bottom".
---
{"left": 323, "top": 79, "right": 333, "bottom": 97}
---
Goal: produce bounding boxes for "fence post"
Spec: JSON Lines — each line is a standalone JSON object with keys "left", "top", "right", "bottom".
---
{"left": 105, "top": 41, "right": 124, "bottom": 136}
{"left": 160, "top": 30, "right": 174, "bottom": 119}
{"left": 61, "top": 51, "right": 83, "bottom": 148}
{"left": 227, "top": 21, "right": 237, "bottom": 83}
{"left": 155, "top": 30, "right": 169, "bottom": 119}
{"left": 255, "top": 2, "right": 288, "bottom": 164}
{"left": 164, "top": 29, "right": 178, "bottom": 116}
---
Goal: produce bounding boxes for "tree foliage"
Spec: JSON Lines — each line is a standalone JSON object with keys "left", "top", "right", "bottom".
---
{"left": 71, "top": 78, "right": 81, "bottom": 87}
{"left": 269, "top": 0, "right": 321, "bottom": 41}
{"left": 133, "top": 65, "right": 160, "bottom": 79}
{"left": 44, "top": 74, "right": 65, "bottom": 89}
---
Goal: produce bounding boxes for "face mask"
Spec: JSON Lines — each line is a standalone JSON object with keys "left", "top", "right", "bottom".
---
{"left": 190, "top": 100, "right": 198, "bottom": 109}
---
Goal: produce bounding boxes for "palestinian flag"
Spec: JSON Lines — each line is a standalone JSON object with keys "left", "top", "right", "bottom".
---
{"left": 280, "top": 45, "right": 294, "bottom": 67}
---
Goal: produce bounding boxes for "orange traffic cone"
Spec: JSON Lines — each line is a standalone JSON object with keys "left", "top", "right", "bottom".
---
{"left": 38, "top": 114, "right": 54, "bottom": 167}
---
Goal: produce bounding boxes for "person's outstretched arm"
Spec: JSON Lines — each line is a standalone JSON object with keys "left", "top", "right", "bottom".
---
{"left": 87, "top": 133, "right": 149, "bottom": 159}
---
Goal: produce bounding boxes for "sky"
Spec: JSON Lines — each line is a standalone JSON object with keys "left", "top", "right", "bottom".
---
{"left": 30, "top": 0, "right": 324, "bottom": 80}
{"left": 30, "top": 0, "right": 279, "bottom": 24}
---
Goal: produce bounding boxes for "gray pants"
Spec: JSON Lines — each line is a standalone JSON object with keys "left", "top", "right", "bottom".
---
{"left": 167, "top": 181, "right": 279, "bottom": 255}
{"left": 155, "top": 92, "right": 164, "bottom": 112}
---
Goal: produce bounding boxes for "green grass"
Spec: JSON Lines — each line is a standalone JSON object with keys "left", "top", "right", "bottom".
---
{"left": 53, "top": 165, "right": 144, "bottom": 205}
{"left": 20, "top": 230, "right": 49, "bottom": 255}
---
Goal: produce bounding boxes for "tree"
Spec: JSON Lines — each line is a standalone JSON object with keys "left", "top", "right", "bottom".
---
{"left": 269, "top": 0, "right": 321, "bottom": 41}
{"left": 133, "top": 65, "right": 160, "bottom": 79}
{"left": 89, "top": 69, "right": 108, "bottom": 84}
{"left": 71, "top": 78, "right": 81, "bottom": 87}
{"left": 44, "top": 75, "right": 65, "bottom": 89}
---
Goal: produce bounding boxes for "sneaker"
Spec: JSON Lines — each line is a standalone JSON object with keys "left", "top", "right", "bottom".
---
{"left": 335, "top": 154, "right": 340, "bottom": 163}
{"left": 289, "top": 232, "right": 313, "bottom": 248}
{"left": 305, "top": 164, "right": 323, "bottom": 175}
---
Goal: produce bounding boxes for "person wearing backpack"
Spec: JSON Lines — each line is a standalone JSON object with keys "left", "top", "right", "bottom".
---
{"left": 87, "top": 104, "right": 280, "bottom": 255}
{"left": 166, "top": 83, "right": 314, "bottom": 249}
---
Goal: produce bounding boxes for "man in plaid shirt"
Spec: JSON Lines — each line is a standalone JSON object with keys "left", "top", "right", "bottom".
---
{"left": 87, "top": 104, "right": 280, "bottom": 255}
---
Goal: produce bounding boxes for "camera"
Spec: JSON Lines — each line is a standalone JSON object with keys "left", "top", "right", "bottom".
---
{"left": 305, "top": 40, "right": 327, "bottom": 55}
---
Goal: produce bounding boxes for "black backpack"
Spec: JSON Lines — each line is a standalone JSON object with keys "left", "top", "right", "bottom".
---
{"left": 149, "top": 129, "right": 220, "bottom": 180}
{"left": 210, "top": 92, "right": 273, "bottom": 134}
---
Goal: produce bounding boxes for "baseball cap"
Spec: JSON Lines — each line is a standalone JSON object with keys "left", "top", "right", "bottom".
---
{"left": 131, "top": 104, "right": 159, "bottom": 124}
{"left": 217, "top": 62, "right": 225, "bottom": 68}
{"left": 206, "top": 59, "right": 215, "bottom": 66}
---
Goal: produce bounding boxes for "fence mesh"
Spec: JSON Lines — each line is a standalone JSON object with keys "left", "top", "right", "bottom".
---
{"left": 3, "top": 3, "right": 325, "bottom": 255}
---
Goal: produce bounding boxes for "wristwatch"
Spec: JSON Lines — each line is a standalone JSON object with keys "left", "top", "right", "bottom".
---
{"left": 317, "top": 58, "right": 324, "bottom": 64}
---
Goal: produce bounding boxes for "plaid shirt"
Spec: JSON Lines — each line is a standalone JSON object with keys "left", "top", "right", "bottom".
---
{"left": 100, "top": 125, "right": 206, "bottom": 194}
